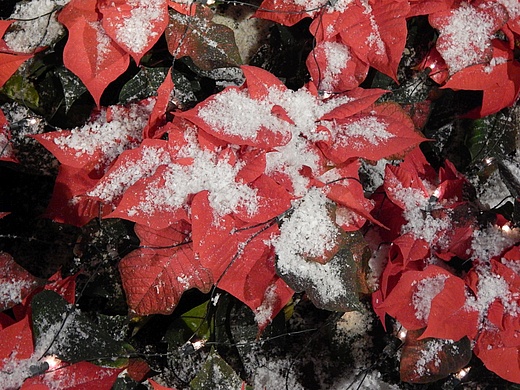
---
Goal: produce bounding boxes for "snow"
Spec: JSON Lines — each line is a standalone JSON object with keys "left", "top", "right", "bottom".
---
{"left": 274, "top": 188, "right": 349, "bottom": 303}
{"left": 52, "top": 100, "right": 153, "bottom": 168}
{"left": 412, "top": 274, "right": 448, "bottom": 321}
{"left": 4, "top": 0, "right": 70, "bottom": 53}
{"left": 197, "top": 87, "right": 293, "bottom": 142}
{"left": 414, "top": 338, "right": 453, "bottom": 377}
{"left": 436, "top": 3, "right": 497, "bottom": 74}
{"left": 110, "top": 0, "right": 164, "bottom": 55}
{"left": 254, "top": 284, "right": 278, "bottom": 327}
{"left": 124, "top": 131, "right": 259, "bottom": 220}
{"left": 0, "top": 278, "right": 35, "bottom": 308}
{"left": 319, "top": 41, "right": 351, "bottom": 91}
{"left": 470, "top": 225, "right": 520, "bottom": 262}
{"left": 333, "top": 115, "right": 393, "bottom": 150}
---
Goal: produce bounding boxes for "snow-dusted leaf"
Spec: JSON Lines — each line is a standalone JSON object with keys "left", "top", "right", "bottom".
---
{"left": 400, "top": 330, "right": 472, "bottom": 383}
{"left": 274, "top": 189, "right": 369, "bottom": 311}
{"left": 306, "top": 39, "right": 369, "bottom": 93}
{"left": 31, "top": 290, "right": 125, "bottom": 363}
{"left": 381, "top": 266, "right": 478, "bottom": 340}
{"left": 190, "top": 348, "right": 242, "bottom": 390}
{"left": 442, "top": 39, "right": 520, "bottom": 117}
{"left": 55, "top": 66, "right": 88, "bottom": 113}
{"left": 320, "top": 102, "right": 425, "bottom": 163}
{"left": 99, "top": 0, "right": 169, "bottom": 64}
{"left": 165, "top": 6, "right": 241, "bottom": 71}
{"left": 0, "top": 252, "right": 44, "bottom": 311}
{"left": 313, "top": 0, "right": 410, "bottom": 80}
{"left": 119, "top": 66, "right": 169, "bottom": 104}
{"left": 429, "top": 1, "right": 508, "bottom": 75}
{"left": 33, "top": 100, "right": 152, "bottom": 171}
{"left": 58, "top": 0, "right": 130, "bottom": 106}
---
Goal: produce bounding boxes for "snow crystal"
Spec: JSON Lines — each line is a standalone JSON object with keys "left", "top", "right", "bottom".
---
{"left": 412, "top": 274, "right": 448, "bottom": 321}
{"left": 361, "top": 1, "right": 386, "bottom": 57}
{"left": 292, "top": 0, "right": 355, "bottom": 14}
{"left": 319, "top": 41, "right": 351, "bottom": 91}
{"left": 437, "top": 3, "right": 497, "bottom": 74}
{"left": 274, "top": 188, "right": 347, "bottom": 302}
{"left": 52, "top": 100, "right": 153, "bottom": 167}
{"left": 0, "top": 278, "right": 35, "bottom": 307}
{"left": 333, "top": 115, "right": 393, "bottom": 150}
{"left": 88, "top": 20, "right": 114, "bottom": 70}
{"left": 473, "top": 169, "right": 511, "bottom": 209}
{"left": 111, "top": 0, "right": 164, "bottom": 55}
{"left": 498, "top": 0, "right": 520, "bottom": 19}
{"left": 4, "top": 0, "right": 70, "bottom": 53}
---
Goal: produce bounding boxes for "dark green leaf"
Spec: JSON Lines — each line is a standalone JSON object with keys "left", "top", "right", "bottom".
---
{"left": 119, "top": 67, "right": 169, "bottom": 103}
{"left": 190, "top": 348, "right": 242, "bottom": 390}
{"left": 55, "top": 66, "right": 87, "bottom": 113}
{"left": 31, "top": 290, "right": 126, "bottom": 364}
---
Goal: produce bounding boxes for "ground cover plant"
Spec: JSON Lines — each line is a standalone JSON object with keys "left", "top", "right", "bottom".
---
{"left": 0, "top": 0, "right": 520, "bottom": 388}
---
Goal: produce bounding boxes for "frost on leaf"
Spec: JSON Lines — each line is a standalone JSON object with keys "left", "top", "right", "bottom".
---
{"left": 400, "top": 329, "right": 472, "bottom": 384}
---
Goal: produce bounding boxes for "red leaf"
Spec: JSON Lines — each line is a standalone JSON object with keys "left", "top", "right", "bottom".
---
{"left": 58, "top": 0, "right": 130, "bottom": 106}
{"left": 0, "top": 52, "right": 33, "bottom": 89}
{"left": 442, "top": 40, "right": 520, "bottom": 117}
{"left": 475, "top": 331, "right": 520, "bottom": 383}
{"left": 143, "top": 69, "right": 175, "bottom": 139}
{"left": 191, "top": 191, "right": 293, "bottom": 326}
{"left": 381, "top": 266, "right": 477, "bottom": 340}
{"left": 429, "top": 1, "right": 508, "bottom": 75}
{"left": 315, "top": 0, "right": 410, "bottom": 80}
{"left": 319, "top": 87, "right": 387, "bottom": 120}
{"left": 241, "top": 65, "right": 286, "bottom": 100}
{"left": 42, "top": 165, "right": 106, "bottom": 227}
{"left": 0, "top": 253, "right": 44, "bottom": 311}
{"left": 319, "top": 103, "right": 425, "bottom": 163}
{"left": 119, "top": 222, "right": 212, "bottom": 315}
{"left": 306, "top": 39, "right": 369, "bottom": 93}
{"left": 21, "top": 361, "right": 122, "bottom": 390}
{"left": 149, "top": 379, "right": 177, "bottom": 390}
{"left": 0, "top": 315, "right": 33, "bottom": 369}
{"left": 99, "top": 0, "right": 168, "bottom": 64}
{"left": 254, "top": 0, "right": 317, "bottom": 27}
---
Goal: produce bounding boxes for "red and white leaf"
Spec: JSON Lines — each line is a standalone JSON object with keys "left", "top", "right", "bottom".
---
{"left": 0, "top": 253, "right": 43, "bottom": 311}
{"left": 58, "top": 0, "right": 130, "bottom": 106}
{"left": 0, "top": 52, "right": 33, "bottom": 89}
{"left": 99, "top": 0, "right": 169, "bottom": 64}
{"left": 320, "top": 103, "right": 425, "bottom": 163}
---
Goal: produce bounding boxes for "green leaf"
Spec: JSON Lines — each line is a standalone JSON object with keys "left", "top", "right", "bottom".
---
{"left": 190, "top": 348, "right": 242, "bottom": 390}
{"left": 55, "top": 66, "right": 87, "bottom": 113}
{"left": 466, "top": 109, "right": 518, "bottom": 163}
{"left": 31, "top": 290, "right": 126, "bottom": 364}
{"left": 1, "top": 73, "right": 39, "bottom": 109}
{"left": 119, "top": 66, "right": 169, "bottom": 103}
{"left": 181, "top": 299, "right": 211, "bottom": 338}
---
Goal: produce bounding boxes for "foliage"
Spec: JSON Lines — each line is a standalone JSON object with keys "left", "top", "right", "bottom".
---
{"left": 0, "top": 0, "right": 520, "bottom": 388}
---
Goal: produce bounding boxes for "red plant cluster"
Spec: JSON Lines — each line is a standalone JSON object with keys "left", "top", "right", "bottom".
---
{"left": 0, "top": 0, "right": 520, "bottom": 387}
